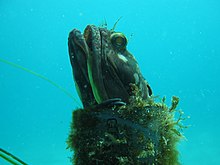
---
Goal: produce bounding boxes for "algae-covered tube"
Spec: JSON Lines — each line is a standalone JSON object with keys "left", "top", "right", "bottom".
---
{"left": 67, "top": 94, "right": 183, "bottom": 164}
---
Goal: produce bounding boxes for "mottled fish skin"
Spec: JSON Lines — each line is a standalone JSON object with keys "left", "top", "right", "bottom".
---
{"left": 68, "top": 25, "right": 152, "bottom": 108}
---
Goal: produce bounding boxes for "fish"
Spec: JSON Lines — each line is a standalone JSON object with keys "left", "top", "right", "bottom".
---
{"left": 68, "top": 25, "right": 152, "bottom": 108}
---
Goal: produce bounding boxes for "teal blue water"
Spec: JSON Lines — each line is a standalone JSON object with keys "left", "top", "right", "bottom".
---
{"left": 0, "top": 0, "right": 219, "bottom": 164}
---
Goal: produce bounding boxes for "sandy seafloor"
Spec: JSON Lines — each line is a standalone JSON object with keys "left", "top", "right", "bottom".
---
{"left": 0, "top": 0, "right": 220, "bottom": 164}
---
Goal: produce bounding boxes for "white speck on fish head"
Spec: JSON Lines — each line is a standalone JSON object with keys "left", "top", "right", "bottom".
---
{"left": 117, "top": 53, "right": 128, "bottom": 63}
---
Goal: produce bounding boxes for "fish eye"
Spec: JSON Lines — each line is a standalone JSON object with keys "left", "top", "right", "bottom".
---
{"left": 110, "top": 33, "right": 127, "bottom": 50}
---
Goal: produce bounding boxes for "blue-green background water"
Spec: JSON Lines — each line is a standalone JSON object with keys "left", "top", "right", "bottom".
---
{"left": 0, "top": 0, "right": 219, "bottom": 164}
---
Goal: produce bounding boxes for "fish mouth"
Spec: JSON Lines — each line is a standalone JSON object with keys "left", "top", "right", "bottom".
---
{"left": 68, "top": 29, "right": 88, "bottom": 59}
{"left": 68, "top": 25, "right": 107, "bottom": 104}
{"left": 84, "top": 25, "right": 108, "bottom": 103}
{"left": 83, "top": 25, "right": 101, "bottom": 56}
{"left": 68, "top": 27, "right": 98, "bottom": 107}
{"left": 68, "top": 25, "right": 101, "bottom": 62}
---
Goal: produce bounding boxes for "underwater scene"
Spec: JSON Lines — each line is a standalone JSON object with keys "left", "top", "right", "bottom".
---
{"left": 0, "top": 0, "right": 220, "bottom": 164}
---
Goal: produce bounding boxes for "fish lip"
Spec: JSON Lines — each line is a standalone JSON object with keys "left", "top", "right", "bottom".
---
{"left": 68, "top": 29, "right": 83, "bottom": 44}
{"left": 68, "top": 28, "right": 91, "bottom": 60}
{"left": 83, "top": 25, "right": 102, "bottom": 53}
{"left": 68, "top": 25, "right": 101, "bottom": 60}
{"left": 84, "top": 25, "right": 92, "bottom": 52}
